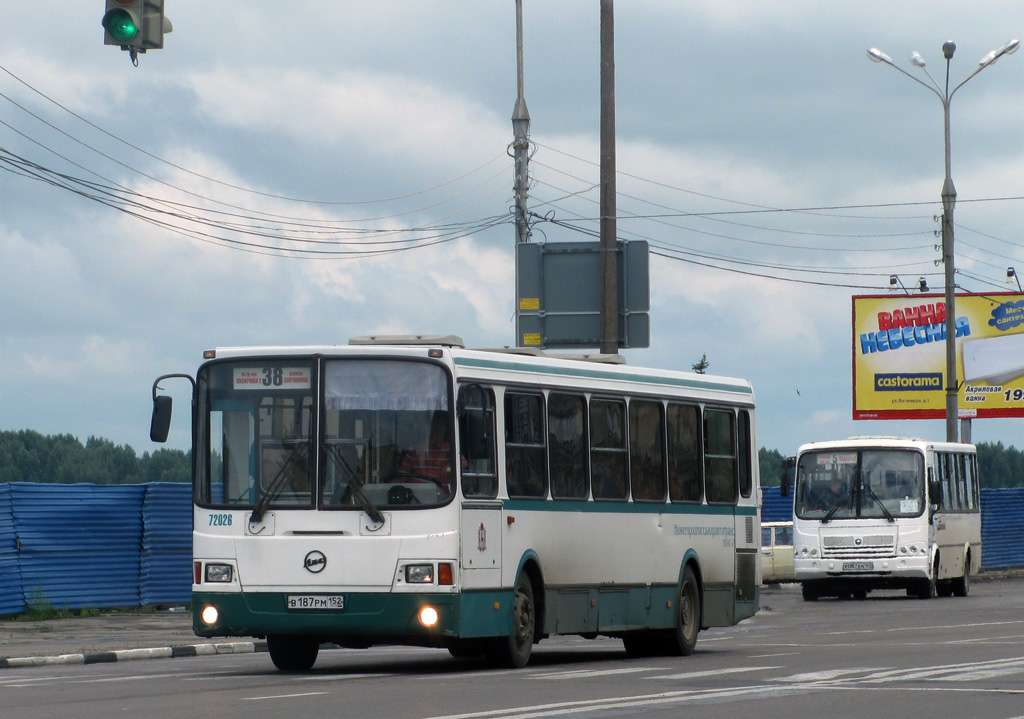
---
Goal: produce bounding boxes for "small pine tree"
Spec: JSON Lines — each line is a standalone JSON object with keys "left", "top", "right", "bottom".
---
{"left": 691, "top": 353, "right": 709, "bottom": 374}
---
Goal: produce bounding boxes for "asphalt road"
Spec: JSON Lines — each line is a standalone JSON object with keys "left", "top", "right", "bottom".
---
{"left": 3, "top": 579, "right": 1024, "bottom": 719}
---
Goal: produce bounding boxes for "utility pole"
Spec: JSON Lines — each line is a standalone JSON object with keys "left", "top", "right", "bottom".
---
{"left": 512, "top": 0, "right": 531, "bottom": 246}
{"left": 512, "top": 0, "right": 532, "bottom": 345}
{"left": 599, "top": 0, "right": 618, "bottom": 355}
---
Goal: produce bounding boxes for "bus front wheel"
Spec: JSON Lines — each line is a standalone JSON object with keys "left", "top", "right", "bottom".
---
{"left": 486, "top": 573, "right": 536, "bottom": 668}
{"left": 914, "top": 560, "right": 939, "bottom": 599}
{"left": 267, "top": 634, "right": 320, "bottom": 671}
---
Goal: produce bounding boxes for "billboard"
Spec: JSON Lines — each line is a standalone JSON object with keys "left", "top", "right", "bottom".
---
{"left": 853, "top": 292, "right": 1024, "bottom": 420}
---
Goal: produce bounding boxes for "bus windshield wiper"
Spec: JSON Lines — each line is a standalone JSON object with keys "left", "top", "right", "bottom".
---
{"left": 250, "top": 442, "right": 309, "bottom": 524}
{"left": 862, "top": 482, "right": 895, "bottom": 522}
{"left": 822, "top": 486, "right": 856, "bottom": 524}
{"left": 324, "top": 444, "right": 385, "bottom": 525}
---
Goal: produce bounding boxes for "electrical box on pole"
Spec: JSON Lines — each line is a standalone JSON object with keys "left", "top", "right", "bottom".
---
{"left": 516, "top": 240, "right": 649, "bottom": 350}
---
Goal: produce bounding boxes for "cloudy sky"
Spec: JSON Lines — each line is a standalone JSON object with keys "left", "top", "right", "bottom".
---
{"left": 1, "top": 2, "right": 1022, "bottom": 460}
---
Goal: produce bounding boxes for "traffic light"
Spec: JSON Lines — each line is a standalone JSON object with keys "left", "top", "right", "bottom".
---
{"left": 103, "top": 0, "right": 172, "bottom": 52}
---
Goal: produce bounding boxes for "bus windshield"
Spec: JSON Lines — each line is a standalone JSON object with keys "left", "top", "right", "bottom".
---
{"left": 794, "top": 449, "right": 925, "bottom": 520}
{"left": 196, "top": 357, "right": 455, "bottom": 510}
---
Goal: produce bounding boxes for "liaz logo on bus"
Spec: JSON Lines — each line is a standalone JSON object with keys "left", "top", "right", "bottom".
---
{"left": 303, "top": 550, "right": 327, "bottom": 573}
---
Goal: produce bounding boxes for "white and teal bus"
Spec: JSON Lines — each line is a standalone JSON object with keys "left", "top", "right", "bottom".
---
{"left": 790, "top": 437, "right": 981, "bottom": 601}
{"left": 150, "top": 335, "right": 760, "bottom": 670}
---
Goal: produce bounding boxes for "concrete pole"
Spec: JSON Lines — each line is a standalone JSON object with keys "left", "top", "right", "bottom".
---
{"left": 599, "top": 0, "right": 618, "bottom": 355}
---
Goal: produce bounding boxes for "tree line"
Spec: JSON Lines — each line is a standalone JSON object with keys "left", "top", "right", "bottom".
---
{"left": 2, "top": 429, "right": 1023, "bottom": 489}
{"left": 0, "top": 430, "right": 189, "bottom": 485}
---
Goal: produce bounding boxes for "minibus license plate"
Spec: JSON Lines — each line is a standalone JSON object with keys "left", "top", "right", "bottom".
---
{"left": 287, "top": 594, "right": 346, "bottom": 610}
{"left": 842, "top": 561, "right": 874, "bottom": 571}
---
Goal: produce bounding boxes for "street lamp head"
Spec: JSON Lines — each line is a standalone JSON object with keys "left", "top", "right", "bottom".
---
{"left": 942, "top": 41, "right": 956, "bottom": 60}
{"left": 980, "top": 39, "right": 1020, "bottom": 67}
{"left": 910, "top": 51, "right": 927, "bottom": 68}
{"left": 867, "top": 48, "right": 892, "bottom": 64}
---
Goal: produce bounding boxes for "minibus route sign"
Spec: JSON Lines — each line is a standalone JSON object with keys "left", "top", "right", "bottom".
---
{"left": 818, "top": 453, "right": 856, "bottom": 465}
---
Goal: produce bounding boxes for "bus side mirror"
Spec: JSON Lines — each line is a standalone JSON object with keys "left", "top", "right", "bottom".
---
{"left": 928, "top": 477, "right": 943, "bottom": 508}
{"left": 780, "top": 456, "right": 796, "bottom": 497}
{"left": 150, "top": 395, "right": 173, "bottom": 443}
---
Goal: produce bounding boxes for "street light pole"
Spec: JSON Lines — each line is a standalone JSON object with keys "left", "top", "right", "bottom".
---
{"left": 868, "top": 38, "right": 1019, "bottom": 443}
{"left": 512, "top": 0, "right": 532, "bottom": 346}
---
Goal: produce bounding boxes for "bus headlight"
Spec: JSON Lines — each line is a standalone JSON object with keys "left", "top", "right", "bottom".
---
{"left": 201, "top": 605, "right": 219, "bottom": 626}
{"left": 419, "top": 606, "right": 439, "bottom": 627}
{"left": 405, "top": 564, "right": 434, "bottom": 584}
{"left": 205, "top": 564, "right": 234, "bottom": 583}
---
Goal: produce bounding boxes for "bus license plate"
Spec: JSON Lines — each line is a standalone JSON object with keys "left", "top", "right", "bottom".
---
{"left": 842, "top": 562, "right": 874, "bottom": 572}
{"left": 287, "top": 594, "right": 346, "bottom": 611}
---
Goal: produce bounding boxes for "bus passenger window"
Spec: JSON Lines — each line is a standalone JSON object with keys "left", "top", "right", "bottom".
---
{"left": 549, "top": 393, "right": 588, "bottom": 500}
{"left": 667, "top": 403, "right": 702, "bottom": 503}
{"left": 704, "top": 408, "right": 737, "bottom": 504}
{"left": 505, "top": 392, "right": 547, "bottom": 498}
{"left": 458, "top": 384, "right": 497, "bottom": 499}
{"left": 591, "top": 398, "right": 628, "bottom": 500}
{"left": 629, "top": 400, "right": 665, "bottom": 501}
{"left": 738, "top": 410, "right": 753, "bottom": 498}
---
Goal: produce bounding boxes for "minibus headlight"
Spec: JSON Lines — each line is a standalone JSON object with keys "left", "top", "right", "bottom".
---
{"left": 405, "top": 564, "right": 434, "bottom": 584}
{"left": 201, "top": 605, "right": 219, "bottom": 626}
{"left": 205, "top": 563, "right": 234, "bottom": 583}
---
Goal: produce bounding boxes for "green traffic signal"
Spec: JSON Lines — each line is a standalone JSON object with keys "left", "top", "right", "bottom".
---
{"left": 103, "top": 9, "right": 140, "bottom": 44}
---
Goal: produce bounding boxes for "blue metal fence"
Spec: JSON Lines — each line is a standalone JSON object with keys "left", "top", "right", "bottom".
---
{"left": 140, "top": 483, "right": 192, "bottom": 606}
{"left": 0, "top": 483, "right": 192, "bottom": 616}
{"left": 0, "top": 484, "right": 22, "bottom": 615}
{"left": 0, "top": 483, "right": 1021, "bottom": 616}
{"left": 761, "top": 485, "right": 1024, "bottom": 571}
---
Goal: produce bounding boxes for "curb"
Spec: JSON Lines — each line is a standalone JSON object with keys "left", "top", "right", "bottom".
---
{"left": 0, "top": 641, "right": 268, "bottom": 669}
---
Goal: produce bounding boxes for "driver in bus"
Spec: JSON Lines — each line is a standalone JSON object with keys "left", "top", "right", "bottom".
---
{"left": 813, "top": 477, "right": 846, "bottom": 510}
{"left": 399, "top": 411, "right": 467, "bottom": 495}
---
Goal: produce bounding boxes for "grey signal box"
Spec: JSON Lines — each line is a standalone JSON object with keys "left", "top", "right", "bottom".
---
{"left": 516, "top": 240, "right": 649, "bottom": 349}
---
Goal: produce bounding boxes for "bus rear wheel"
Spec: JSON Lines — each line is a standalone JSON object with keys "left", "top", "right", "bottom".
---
{"left": 951, "top": 556, "right": 971, "bottom": 597}
{"left": 267, "top": 634, "right": 320, "bottom": 671}
{"left": 664, "top": 566, "right": 701, "bottom": 656}
{"left": 486, "top": 573, "right": 536, "bottom": 668}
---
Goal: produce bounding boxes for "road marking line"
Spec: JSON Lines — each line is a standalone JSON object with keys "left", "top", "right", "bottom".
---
{"left": 241, "top": 691, "right": 329, "bottom": 701}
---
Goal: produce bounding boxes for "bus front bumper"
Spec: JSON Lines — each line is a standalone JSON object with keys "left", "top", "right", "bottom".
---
{"left": 192, "top": 589, "right": 511, "bottom": 643}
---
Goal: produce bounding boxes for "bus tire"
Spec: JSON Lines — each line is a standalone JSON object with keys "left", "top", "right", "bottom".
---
{"left": 486, "top": 573, "right": 536, "bottom": 668}
{"left": 267, "top": 634, "right": 319, "bottom": 671}
{"left": 622, "top": 631, "right": 661, "bottom": 657}
{"left": 664, "top": 566, "right": 701, "bottom": 656}
{"left": 801, "top": 583, "right": 818, "bottom": 601}
{"left": 916, "top": 559, "right": 939, "bottom": 599}
{"left": 951, "top": 555, "right": 970, "bottom": 597}
{"left": 447, "top": 639, "right": 486, "bottom": 659}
